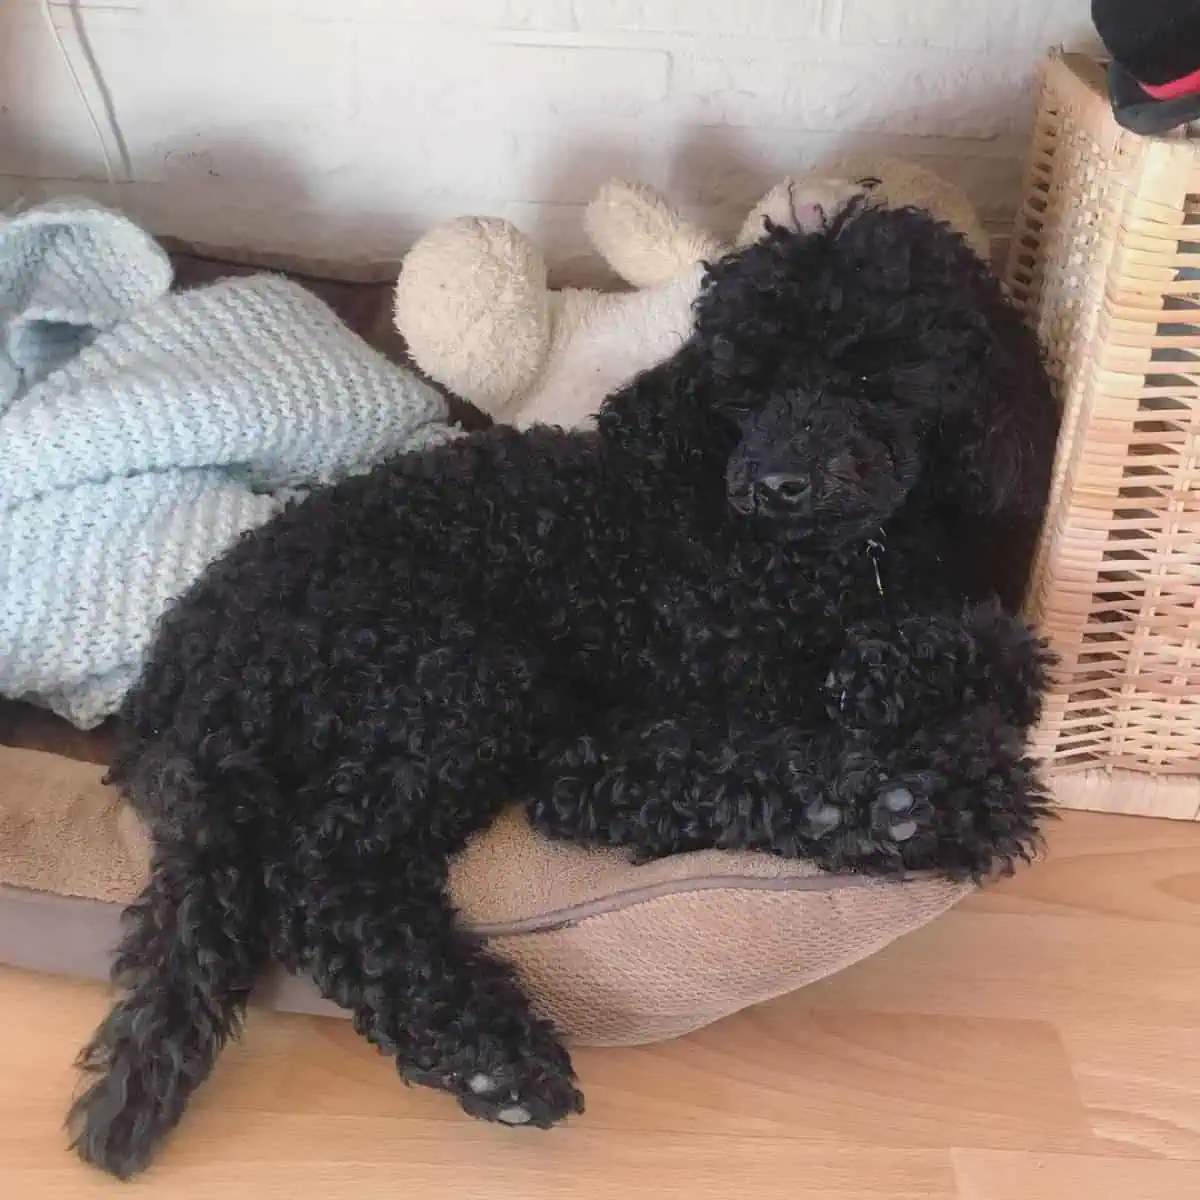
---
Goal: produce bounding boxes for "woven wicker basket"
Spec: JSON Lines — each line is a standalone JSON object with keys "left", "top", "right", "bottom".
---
{"left": 1005, "top": 53, "right": 1200, "bottom": 820}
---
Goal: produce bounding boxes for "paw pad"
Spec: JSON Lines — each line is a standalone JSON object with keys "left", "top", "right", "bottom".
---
{"left": 805, "top": 801, "right": 843, "bottom": 835}
{"left": 460, "top": 1063, "right": 581, "bottom": 1129}
{"left": 872, "top": 783, "right": 929, "bottom": 846}
{"left": 882, "top": 786, "right": 914, "bottom": 812}
{"left": 466, "top": 1074, "right": 535, "bottom": 1125}
{"left": 497, "top": 1105, "right": 534, "bottom": 1125}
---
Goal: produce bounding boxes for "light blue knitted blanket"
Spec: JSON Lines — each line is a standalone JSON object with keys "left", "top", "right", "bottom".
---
{"left": 0, "top": 200, "right": 455, "bottom": 728}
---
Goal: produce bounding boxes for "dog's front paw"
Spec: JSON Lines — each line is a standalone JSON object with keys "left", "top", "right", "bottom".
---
{"left": 802, "top": 769, "right": 939, "bottom": 874}
{"left": 824, "top": 638, "right": 915, "bottom": 727}
{"left": 850, "top": 710, "right": 1051, "bottom": 879}
{"left": 456, "top": 1057, "right": 584, "bottom": 1130}
{"left": 869, "top": 781, "right": 936, "bottom": 849}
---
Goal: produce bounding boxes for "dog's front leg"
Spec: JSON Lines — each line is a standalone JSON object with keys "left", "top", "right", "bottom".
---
{"left": 823, "top": 601, "right": 1052, "bottom": 733}
{"left": 526, "top": 710, "right": 863, "bottom": 862}
{"left": 526, "top": 703, "right": 1049, "bottom": 879}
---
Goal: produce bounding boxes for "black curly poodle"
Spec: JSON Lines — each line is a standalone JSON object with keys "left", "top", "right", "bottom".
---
{"left": 69, "top": 203, "right": 1059, "bottom": 1177}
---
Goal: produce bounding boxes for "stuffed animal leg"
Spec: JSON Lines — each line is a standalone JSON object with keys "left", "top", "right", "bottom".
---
{"left": 583, "top": 179, "right": 724, "bottom": 289}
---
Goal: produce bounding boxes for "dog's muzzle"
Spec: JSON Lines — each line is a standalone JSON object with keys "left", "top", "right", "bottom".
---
{"left": 727, "top": 465, "right": 814, "bottom": 516}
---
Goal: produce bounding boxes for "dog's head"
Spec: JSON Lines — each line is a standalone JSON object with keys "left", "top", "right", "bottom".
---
{"left": 684, "top": 203, "right": 1057, "bottom": 546}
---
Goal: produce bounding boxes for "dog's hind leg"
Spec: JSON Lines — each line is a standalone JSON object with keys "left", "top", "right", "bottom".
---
{"left": 67, "top": 829, "right": 267, "bottom": 1178}
{"left": 287, "top": 845, "right": 582, "bottom": 1129}
{"left": 68, "top": 742, "right": 270, "bottom": 1178}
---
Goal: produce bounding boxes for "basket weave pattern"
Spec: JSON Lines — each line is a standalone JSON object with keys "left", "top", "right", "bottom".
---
{"left": 1006, "top": 54, "right": 1200, "bottom": 820}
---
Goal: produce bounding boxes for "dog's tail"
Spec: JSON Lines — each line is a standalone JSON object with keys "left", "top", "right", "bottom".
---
{"left": 67, "top": 749, "right": 271, "bottom": 1179}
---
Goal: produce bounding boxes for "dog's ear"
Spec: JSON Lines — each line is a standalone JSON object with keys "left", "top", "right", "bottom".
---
{"left": 597, "top": 341, "right": 736, "bottom": 476}
{"left": 939, "top": 283, "right": 1061, "bottom": 606}
{"left": 836, "top": 205, "right": 1059, "bottom": 521}
{"left": 943, "top": 280, "right": 1059, "bottom": 522}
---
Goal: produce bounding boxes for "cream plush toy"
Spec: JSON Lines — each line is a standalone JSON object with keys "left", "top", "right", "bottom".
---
{"left": 393, "top": 158, "right": 987, "bottom": 430}
{"left": 392, "top": 183, "right": 836, "bottom": 431}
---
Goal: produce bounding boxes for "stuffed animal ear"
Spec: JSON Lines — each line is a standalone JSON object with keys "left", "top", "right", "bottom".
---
{"left": 826, "top": 153, "right": 992, "bottom": 262}
{"left": 584, "top": 179, "right": 724, "bottom": 289}
{"left": 735, "top": 177, "right": 864, "bottom": 247}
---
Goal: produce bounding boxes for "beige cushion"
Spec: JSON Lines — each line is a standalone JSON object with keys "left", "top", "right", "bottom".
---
{"left": 0, "top": 745, "right": 970, "bottom": 1045}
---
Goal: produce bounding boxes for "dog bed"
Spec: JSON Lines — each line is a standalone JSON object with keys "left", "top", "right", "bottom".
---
{"left": 0, "top": 240, "right": 971, "bottom": 1047}
{"left": 0, "top": 742, "right": 969, "bottom": 1046}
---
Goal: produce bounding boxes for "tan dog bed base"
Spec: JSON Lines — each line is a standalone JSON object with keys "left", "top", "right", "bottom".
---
{"left": 0, "top": 745, "right": 970, "bottom": 1045}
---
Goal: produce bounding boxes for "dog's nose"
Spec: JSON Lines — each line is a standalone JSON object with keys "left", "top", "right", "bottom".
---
{"left": 758, "top": 472, "right": 812, "bottom": 508}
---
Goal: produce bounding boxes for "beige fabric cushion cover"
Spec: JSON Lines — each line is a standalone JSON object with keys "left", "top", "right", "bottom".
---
{"left": 0, "top": 745, "right": 970, "bottom": 1045}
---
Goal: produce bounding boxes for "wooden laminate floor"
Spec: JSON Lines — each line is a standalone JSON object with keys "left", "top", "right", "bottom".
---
{"left": 1, "top": 809, "right": 1197, "bottom": 1199}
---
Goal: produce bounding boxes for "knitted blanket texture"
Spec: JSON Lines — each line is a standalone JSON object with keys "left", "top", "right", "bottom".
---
{"left": 0, "top": 200, "right": 454, "bottom": 728}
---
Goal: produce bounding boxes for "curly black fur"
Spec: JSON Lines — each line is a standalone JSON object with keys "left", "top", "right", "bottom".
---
{"left": 69, "top": 204, "right": 1060, "bottom": 1178}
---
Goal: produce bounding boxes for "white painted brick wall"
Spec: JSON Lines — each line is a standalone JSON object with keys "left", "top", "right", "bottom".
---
{"left": 0, "top": 0, "right": 1101, "bottom": 275}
